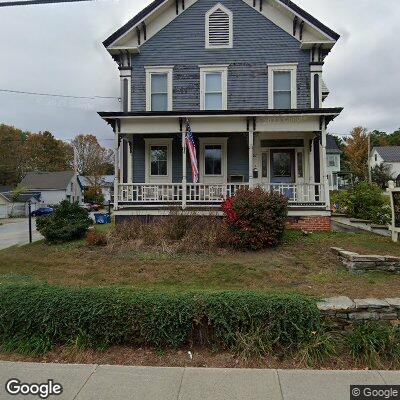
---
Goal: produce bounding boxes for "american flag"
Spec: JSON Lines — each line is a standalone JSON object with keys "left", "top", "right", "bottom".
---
{"left": 185, "top": 119, "right": 199, "bottom": 183}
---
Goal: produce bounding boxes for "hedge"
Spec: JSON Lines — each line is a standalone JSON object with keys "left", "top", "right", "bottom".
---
{"left": 0, "top": 285, "right": 320, "bottom": 354}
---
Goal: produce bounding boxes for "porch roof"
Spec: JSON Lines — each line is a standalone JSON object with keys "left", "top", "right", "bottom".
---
{"left": 99, "top": 107, "right": 343, "bottom": 120}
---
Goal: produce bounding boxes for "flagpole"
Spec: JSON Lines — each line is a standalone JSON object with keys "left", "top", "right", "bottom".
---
{"left": 182, "top": 119, "right": 187, "bottom": 210}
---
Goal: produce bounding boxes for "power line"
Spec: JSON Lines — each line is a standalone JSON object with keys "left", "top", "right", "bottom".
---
{"left": 0, "top": 88, "right": 120, "bottom": 101}
{"left": 0, "top": 0, "right": 95, "bottom": 7}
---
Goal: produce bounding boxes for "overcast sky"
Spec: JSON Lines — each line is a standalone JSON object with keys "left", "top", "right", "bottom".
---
{"left": 0, "top": 0, "right": 399, "bottom": 146}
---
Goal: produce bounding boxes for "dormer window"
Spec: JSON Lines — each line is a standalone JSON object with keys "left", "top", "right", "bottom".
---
{"left": 205, "top": 4, "right": 233, "bottom": 49}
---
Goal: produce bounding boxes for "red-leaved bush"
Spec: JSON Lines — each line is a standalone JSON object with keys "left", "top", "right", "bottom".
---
{"left": 221, "top": 187, "right": 288, "bottom": 250}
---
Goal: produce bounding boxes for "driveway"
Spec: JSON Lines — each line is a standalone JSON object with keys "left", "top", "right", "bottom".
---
{"left": 0, "top": 218, "right": 42, "bottom": 250}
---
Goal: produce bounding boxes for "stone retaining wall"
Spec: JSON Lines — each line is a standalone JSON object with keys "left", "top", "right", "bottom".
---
{"left": 331, "top": 247, "right": 400, "bottom": 274}
{"left": 318, "top": 296, "right": 400, "bottom": 326}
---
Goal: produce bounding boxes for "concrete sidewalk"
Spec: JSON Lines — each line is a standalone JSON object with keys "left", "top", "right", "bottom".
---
{"left": 0, "top": 362, "right": 399, "bottom": 399}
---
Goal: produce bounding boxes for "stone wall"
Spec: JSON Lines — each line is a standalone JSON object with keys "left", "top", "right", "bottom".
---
{"left": 318, "top": 296, "right": 400, "bottom": 326}
{"left": 331, "top": 247, "right": 400, "bottom": 274}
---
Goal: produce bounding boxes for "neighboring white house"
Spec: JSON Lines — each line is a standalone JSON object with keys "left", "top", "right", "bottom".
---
{"left": 78, "top": 175, "right": 114, "bottom": 204}
{"left": 18, "top": 171, "right": 84, "bottom": 207}
{"left": 369, "top": 147, "right": 400, "bottom": 184}
{"left": 0, "top": 192, "right": 41, "bottom": 218}
{"left": 326, "top": 135, "right": 342, "bottom": 191}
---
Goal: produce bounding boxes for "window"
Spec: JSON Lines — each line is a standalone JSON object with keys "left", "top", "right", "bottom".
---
{"left": 327, "top": 154, "right": 338, "bottom": 167}
{"left": 375, "top": 154, "right": 378, "bottom": 162}
{"left": 205, "top": 4, "right": 233, "bottom": 49}
{"left": 150, "top": 146, "right": 168, "bottom": 176}
{"left": 268, "top": 64, "right": 297, "bottom": 109}
{"left": 204, "top": 145, "right": 222, "bottom": 175}
{"left": 145, "top": 67, "right": 173, "bottom": 111}
{"left": 199, "top": 138, "right": 228, "bottom": 183}
{"left": 144, "top": 138, "right": 172, "bottom": 182}
{"left": 200, "top": 66, "right": 228, "bottom": 110}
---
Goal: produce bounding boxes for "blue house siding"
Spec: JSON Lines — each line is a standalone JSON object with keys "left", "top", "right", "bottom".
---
{"left": 131, "top": 0, "right": 310, "bottom": 111}
{"left": 131, "top": 133, "right": 248, "bottom": 183}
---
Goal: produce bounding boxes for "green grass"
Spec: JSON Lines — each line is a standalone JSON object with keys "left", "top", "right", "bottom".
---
{"left": 0, "top": 229, "right": 399, "bottom": 298}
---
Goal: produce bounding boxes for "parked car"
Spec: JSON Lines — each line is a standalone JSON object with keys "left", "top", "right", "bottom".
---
{"left": 82, "top": 203, "right": 101, "bottom": 212}
{"left": 31, "top": 207, "right": 54, "bottom": 217}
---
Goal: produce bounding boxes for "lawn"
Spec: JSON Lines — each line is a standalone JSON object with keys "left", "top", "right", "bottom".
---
{"left": 0, "top": 227, "right": 399, "bottom": 298}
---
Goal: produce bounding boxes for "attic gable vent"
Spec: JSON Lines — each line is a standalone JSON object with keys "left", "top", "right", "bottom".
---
{"left": 206, "top": 4, "right": 233, "bottom": 49}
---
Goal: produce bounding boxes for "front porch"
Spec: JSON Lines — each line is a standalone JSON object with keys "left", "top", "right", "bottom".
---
{"left": 117, "top": 182, "right": 326, "bottom": 208}
{"left": 100, "top": 110, "right": 341, "bottom": 217}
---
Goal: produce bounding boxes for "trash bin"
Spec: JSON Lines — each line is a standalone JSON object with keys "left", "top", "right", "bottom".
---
{"left": 94, "top": 213, "right": 111, "bottom": 224}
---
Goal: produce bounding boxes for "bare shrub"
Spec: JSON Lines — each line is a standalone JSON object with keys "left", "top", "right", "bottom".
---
{"left": 108, "top": 210, "right": 225, "bottom": 253}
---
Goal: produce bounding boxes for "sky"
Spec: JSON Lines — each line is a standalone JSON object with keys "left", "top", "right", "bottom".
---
{"left": 0, "top": 0, "right": 399, "bottom": 146}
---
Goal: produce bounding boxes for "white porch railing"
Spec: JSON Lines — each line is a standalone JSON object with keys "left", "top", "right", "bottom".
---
{"left": 118, "top": 182, "right": 325, "bottom": 207}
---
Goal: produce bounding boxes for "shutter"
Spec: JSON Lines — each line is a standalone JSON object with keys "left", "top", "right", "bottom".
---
{"left": 208, "top": 8, "right": 230, "bottom": 47}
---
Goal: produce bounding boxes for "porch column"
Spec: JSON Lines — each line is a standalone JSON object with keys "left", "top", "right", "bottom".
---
{"left": 248, "top": 125, "right": 254, "bottom": 188}
{"left": 113, "top": 129, "right": 119, "bottom": 211}
{"left": 127, "top": 138, "right": 133, "bottom": 183}
{"left": 181, "top": 121, "right": 187, "bottom": 209}
{"left": 321, "top": 119, "right": 331, "bottom": 209}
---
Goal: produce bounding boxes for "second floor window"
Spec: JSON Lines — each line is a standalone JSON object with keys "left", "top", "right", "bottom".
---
{"left": 200, "top": 66, "right": 228, "bottom": 110}
{"left": 273, "top": 71, "right": 291, "bottom": 109}
{"left": 145, "top": 67, "right": 173, "bottom": 111}
{"left": 327, "top": 154, "right": 338, "bottom": 167}
{"left": 151, "top": 74, "right": 168, "bottom": 111}
{"left": 268, "top": 64, "right": 297, "bottom": 109}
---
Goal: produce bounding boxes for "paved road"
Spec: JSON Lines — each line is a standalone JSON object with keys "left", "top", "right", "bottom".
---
{"left": 0, "top": 362, "right": 399, "bottom": 399}
{"left": 0, "top": 218, "right": 42, "bottom": 250}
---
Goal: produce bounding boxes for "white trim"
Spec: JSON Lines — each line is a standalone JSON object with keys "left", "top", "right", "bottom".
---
{"left": 268, "top": 64, "right": 297, "bottom": 109}
{"left": 144, "top": 138, "right": 173, "bottom": 183}
{"left": 199, "top": 66, "right": 228, "bottom": 111}
{"left": 205, "top": 3, "right": 233, "bottom": 49}
{"left": 275, "top": 0, "right": 338, "bottom": 41}
{"left": 199, "top": 137, "right": 228, "bottom": 184}
{"left": 145, "top": 66, "right": 173, "bottom": 111}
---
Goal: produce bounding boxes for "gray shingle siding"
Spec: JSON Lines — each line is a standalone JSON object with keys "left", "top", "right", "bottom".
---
{"left": 131, "top": 134, "right": 248, "bottom": 183}
{"left": 131, "top": 0, "right": 310, "bottom": 111}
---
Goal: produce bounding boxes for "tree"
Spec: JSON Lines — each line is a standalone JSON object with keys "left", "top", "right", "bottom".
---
{"left": 71, "top": 134, "right": 113, "bottom": 177}
{"left": 0, "top": 124, "right": 27, "bottom": 187}
{"left": 371, "top": 163, "right": 394, "bottom": 189}
{"left": 344, "top": 127, "right": 369, "bottom": 182}
{"left": 23, "top": 131, "right": 73, "bottom": 172}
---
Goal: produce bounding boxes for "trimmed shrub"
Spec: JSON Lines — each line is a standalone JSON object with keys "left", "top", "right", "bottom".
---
{"left": 221, "top": 187, "right": 288, "bottom": 250}
{"left": 331, "top": 182, "right": 391, "bottom": 225}
{"left": 0, "top": 284, "right": 320, "bottom": 355}
{"left": 36, "top": 201, "right": 92, "bottom": 244}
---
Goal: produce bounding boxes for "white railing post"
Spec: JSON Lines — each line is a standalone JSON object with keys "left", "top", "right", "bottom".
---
{"left": 113, "top": 130, "right": 119, "bottom": 211}
{"left": 248, "top": 128, "right": 254, "bottom": 188}
{"left": 182, "top": 122, "right": 187, "bottom": 210}
{"left": 321, "top": 119, "right": 330, "bottom": 209}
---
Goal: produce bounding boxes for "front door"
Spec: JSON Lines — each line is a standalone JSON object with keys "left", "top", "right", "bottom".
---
{"left": 270, "top": 149, "right": 295, "bottom": 183}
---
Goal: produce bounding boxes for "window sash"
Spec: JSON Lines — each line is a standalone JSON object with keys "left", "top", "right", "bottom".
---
{"left": 273, "top": 71, "right": 292, "bottom": 109}
{"left": 204, "top": 73, "right": 223, "bottom": 110}
{"left": 204, "top": 145, "right": 222, "bottom": 175}
{"left": 150, "top": 145, "right": 168, "bottom": 176}
{"left": 150, "top": 73, "right": 168, "bottom": 111}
